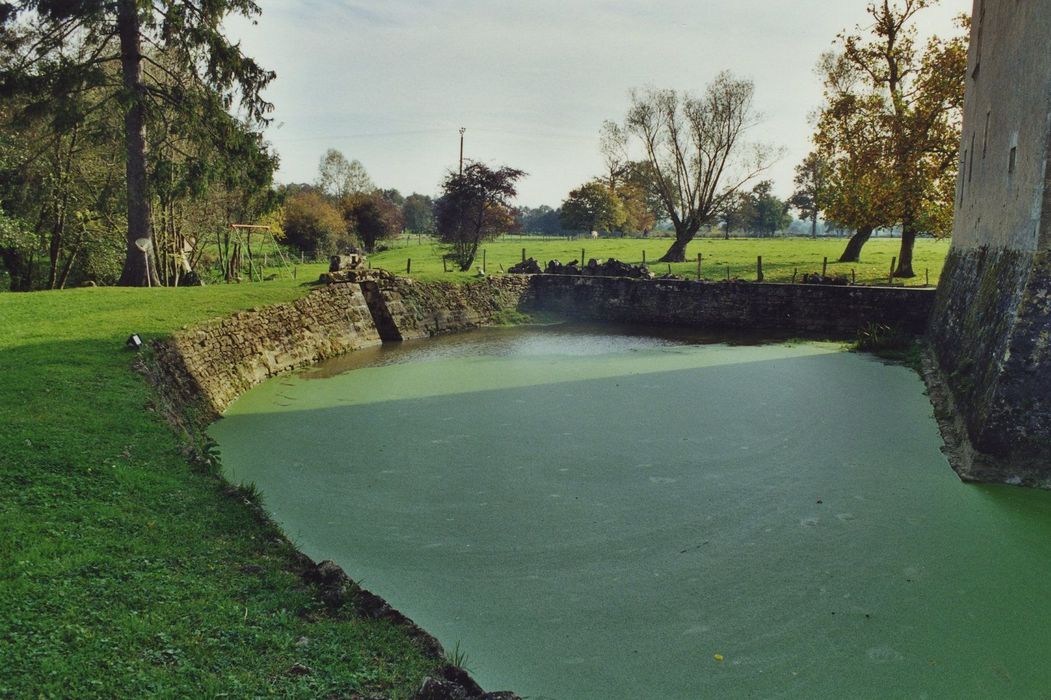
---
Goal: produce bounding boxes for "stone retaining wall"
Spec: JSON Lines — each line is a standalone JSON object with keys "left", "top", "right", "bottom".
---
{"left": 377, "top": 274, "right": 533, "bottom": 340}
{"left": 526, "top": 275, "right": 935, "bottom": 336}
{"left": 930, "top": 249, "right": 1051, "bottom": 485}
{"left": 152, "top": 282, "right": 381, "bottom": 417}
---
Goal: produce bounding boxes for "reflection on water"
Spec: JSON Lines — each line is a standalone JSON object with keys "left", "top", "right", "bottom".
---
{"left": 306, "top": 322, "right": 810, "bottom": 378}
{"left": 212, "top": 326, "right": 1051, "bottom": 699}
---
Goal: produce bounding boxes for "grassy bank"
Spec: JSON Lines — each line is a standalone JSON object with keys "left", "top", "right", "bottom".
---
{"left": 0, "top": 271, "right": 445, "bottom": 698}
{"left": 368, "top": 236, "right": 950, "bottom": 286}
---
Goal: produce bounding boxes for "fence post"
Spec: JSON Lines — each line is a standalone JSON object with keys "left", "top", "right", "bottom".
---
{"left": 822, "top": 257, "right": 828, "bottom": 276}
{"left": 582, "top": 248, "right": 586, "bottom": 264}
{"left": 697, "top": 253, "right": 702, "bottom": 280}
{"left": 483, "top": 249, "right": 487, "bottom": 272}
{"left": 851, "top": 269, "right": 856, "bottom": 285}
{"left": 443, "top": 257, "right": 448, "bottom": 273}
{"left": 643, "top": 250, "right": 647, "bottom": 265}
{"left": 889, "top": 257, "right": 896, "bottom": 285}
{"left": 406, "top": 258, "right": 412, "bottom": 274}
{"left": 522, "top": 248, "right": 526, "bottom": 263}
{"left": 757, "top": 255, "right": 764, "bottom": 282}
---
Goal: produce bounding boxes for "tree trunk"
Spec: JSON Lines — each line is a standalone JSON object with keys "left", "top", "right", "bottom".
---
{"left": 659, "top": 220, "right": 699, "bottom": 262}
{"left": 810, "top": 213, "right": 817, "bottom": 239}
{"left": 894, "top": 224, "right": 917, "bottom": 278}
{"left": 116, "top": 0, "right": 160, "bottom": 287}
{"left": 838, "top": 226, "right": 874, "bottom": 262}
{"left": 1, "top": 250, "right": 31, "bottom": 291}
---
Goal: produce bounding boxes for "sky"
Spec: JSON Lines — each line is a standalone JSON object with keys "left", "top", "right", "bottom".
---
{"left": 227, "top": 0, "right": 972, "bottom": 208}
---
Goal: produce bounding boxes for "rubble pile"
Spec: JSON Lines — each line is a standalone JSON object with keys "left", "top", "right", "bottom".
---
{"left": 544, "top": 258, "right": 653, "bottom": 279}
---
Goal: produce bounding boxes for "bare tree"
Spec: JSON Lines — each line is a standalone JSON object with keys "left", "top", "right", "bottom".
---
{"left": 620, "top": 73, "right": 781, "bottom": 262}
{"left": 317, "top": 148, "right": 375, "bottom": 199}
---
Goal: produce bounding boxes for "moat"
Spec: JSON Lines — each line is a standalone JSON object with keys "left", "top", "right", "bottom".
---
{"left": 210, "top": 325, "right": 1051, "bottom": 698}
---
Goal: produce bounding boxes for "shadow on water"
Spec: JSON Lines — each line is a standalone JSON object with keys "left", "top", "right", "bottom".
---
{"left": 210, "top": 330, "right": 1051, "bottom": 700}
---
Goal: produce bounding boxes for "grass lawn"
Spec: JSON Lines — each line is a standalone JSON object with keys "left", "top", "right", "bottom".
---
{"left": 368, "top": 235, "right": 951, "bottom": 287}
{"left": 0, "top": 269, "right": 445, "bottom": 698}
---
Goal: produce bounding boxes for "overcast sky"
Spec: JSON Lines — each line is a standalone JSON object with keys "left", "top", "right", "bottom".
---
{"left": 227, "top": 0, "right": 971, "bottom": 207}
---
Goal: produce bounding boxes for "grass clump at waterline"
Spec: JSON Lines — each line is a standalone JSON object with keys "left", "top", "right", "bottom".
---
{"left": 368, "top": 236, "right": 950, "bottom": 286}
{"left": 0, "top": 273, "right": 444, "bottom": 698}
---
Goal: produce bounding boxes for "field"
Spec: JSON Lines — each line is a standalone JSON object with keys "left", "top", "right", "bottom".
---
{"left": 0, "top": 277, "right": 443, "bottom": 698}
{"left": 367, "top": 235, "right": 951, "bottom": 286}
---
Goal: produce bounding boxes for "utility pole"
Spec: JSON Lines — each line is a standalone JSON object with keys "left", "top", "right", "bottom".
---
{"left": 459, "top": 127, "right": 466, "bottom": 176}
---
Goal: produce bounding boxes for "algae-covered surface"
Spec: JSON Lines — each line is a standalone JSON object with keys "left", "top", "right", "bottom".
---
{"left": 210, "top": 325, "right": 1051, "bottom": 699}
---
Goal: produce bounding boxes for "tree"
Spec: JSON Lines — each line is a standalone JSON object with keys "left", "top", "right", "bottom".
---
{"left": 516, "top": 205, "right": 563, "bottom": 236}
{"left": 343, "top": 191, "right": 402, "bottom": 252}
{"left": 788, "top": 151, "right": 831, "bottom": 238}
{"left": 717, "top": 191, "right": 749, "bottom": 239}
{"left": 616, "top": 73, "right": 781, "bottom": 262}
{"left": 0, "top": 0, "right": 275, "bottom": 286}
{"left": 379, "top": 188, "right": 404, "bottom": 208}
{"left": 744, "top": 181, "right": 792, "bottom": 237}
{"left": 560, "top": 181, "right": 626, "bottom": 236}
{"left": 281, "top": 190, "right": 347, "bottom": 257}
{"left": 820, "top": 1, "right": 966, "bottom": 276}
{"left": 434, "top": 161, "right": 524, "bottom": 272}
{"left": 402, "top": 193, "right": 435, "bottom": 234}
{"left": 316, "top": 149, "right": 375, "bottom": 199}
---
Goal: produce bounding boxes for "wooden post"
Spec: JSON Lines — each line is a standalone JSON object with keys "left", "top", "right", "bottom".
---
{"left": 582, "top": 248, "right": 586, "bottom": 264}
{"left": 851, "top": 268, "right": 856, "bottom": 285}
{"left": 889, "top": 257, "right": 896, "bottom": 285}
{"left": 726, "top": 265, "right": 730, "bottom": 281}
{"left": 668, "top": 263, "right": 672, "bottom": 275}
{"left": 483, "top": 249, "right": 487, "bottom": 272}
{"left": 757, "top": 255, "right": 764, "bottom": 282}
{"left": 822, "top": 257, "right": 828, "bottom": 276}
{"left": 925, "top": 268, "right": 930, "bottom": 286}
{"left": 642, "top": 250, "right": 647, "bottom": 265}
{"left": 443, "top": 257, "right": 448, "bottom": 273}
{"left": 522, "top": 248, "right": 526, "bottom": 262}
{"left": 697, "top": 253, "right": 702, "bottom": 280}
{"left": 293, "top": 266, "right": 297, "bottom": 280}
{"left": 407, "top": 258, "right": 412, "bottom": 274}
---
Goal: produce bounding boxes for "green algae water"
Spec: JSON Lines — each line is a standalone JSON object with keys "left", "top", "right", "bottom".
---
{"left": 210, "top": 325, "right": 1051, "bottom": 699}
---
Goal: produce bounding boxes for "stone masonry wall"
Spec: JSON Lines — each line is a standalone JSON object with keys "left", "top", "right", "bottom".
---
{"left": 927, "top": 1, "right": 1051, "bottom": 486}
{"left": 526, "top": 275, "right": 935, "bottom": 336}
{"left": 152, "top": 282, "right": 381, "bottom": 417}
{"left": 379, "top": 274, "right": 534, "bottom": 340}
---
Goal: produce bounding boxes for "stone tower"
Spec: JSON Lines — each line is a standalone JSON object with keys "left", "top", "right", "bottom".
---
{"left": 930, "top": 0, "right": 1051, "bottom": 485}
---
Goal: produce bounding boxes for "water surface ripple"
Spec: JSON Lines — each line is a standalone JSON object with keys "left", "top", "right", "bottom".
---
{"left": 211, "top": 325, "right": 1051, "bottom": 699}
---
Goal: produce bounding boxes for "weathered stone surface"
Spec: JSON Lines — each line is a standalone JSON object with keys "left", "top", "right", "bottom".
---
{"left": 377, "top": 275, "right": 533, "bottom": 341}
{"left": 151, "top": 283, "right": 381, "bottom": 417}
{"left": 527, "top": 275, "right": 934, "bottom": 336}
{"left": 930, "top": 249, "right": 1051, "bottom": 485}
{"left": 415, "top": 678, "right": 467, "bottom": 700}
{"left": 507, "top": 258, "right": 542, "bottom": 275}
{"left": 926, "top": 3, "right": 1051, "bottom": 486}
{"left": 544, "top": 257, "right": 653, "bottom": 279}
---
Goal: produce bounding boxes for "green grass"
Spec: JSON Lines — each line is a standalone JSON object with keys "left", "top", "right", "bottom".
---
{"left": 368, "top": 236, "right": 951, "bottom": 287}
{"left": 0, "top": 272, "right": 444, "bottom": 698}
